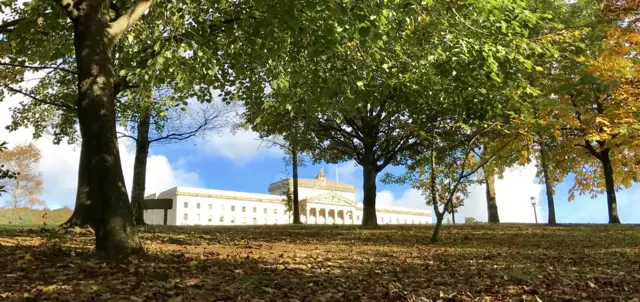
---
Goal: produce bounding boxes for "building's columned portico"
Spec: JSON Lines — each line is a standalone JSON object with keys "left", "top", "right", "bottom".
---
{"left": 299, "top": 191, "right": 358, "bottom": 225}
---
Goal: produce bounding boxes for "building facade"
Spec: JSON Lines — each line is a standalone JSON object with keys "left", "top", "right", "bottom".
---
{"left": 143, "top": 169, "right": 432, "bottom": 226}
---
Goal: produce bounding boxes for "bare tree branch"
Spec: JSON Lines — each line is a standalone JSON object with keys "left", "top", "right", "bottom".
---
{"left": 0, "top": 18, "right": 24, "bottom": 33}
{"left": 2, "top": 84, "right": 75, "bottom": 110}
{"left": 0, "top": 62, "right": 77, "bottom": 75}
{"left": 131, "top": 101, "right": 239, "bottom": 146}
{"left": 56, "top": 0, "right": 80, "bottom": 19}
{"left": 117, "top": 131, "right": 137, "bottom": 141}
{"left": 114, "top": 77, "right": 139, "bottom": 95}
{"left": 448, "top": 4, "right": 488, "bottom": 34}
{"left": 260, "top": 136, "right": 291, "bottom": 152}
{"left": 148, "top": 124, "right": 206, "bottom": 143}
{"left": 459, "top": 132, "right": 521, "bottom": 179}
{"left": 109, "top": 0, "right": 154, "bottom": 42}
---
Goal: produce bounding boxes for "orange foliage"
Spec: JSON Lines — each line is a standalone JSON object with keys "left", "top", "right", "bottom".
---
{"left": 0, "top": 143, "right": 45, "bottom": 209}
{"left": 554, "top": 21, "right": 640, "bottom": 199}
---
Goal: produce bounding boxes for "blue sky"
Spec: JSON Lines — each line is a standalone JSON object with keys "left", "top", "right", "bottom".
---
{"left": 0, "top": 93, "right": 638, "bottom": 224}
{"left": 142, "top": 136, "right": 639, "bottom": 224}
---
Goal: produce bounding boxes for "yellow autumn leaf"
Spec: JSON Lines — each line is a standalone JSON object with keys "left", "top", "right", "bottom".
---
{"left": 586, "top": 134, "right": 601, "bottom": 141}
{"left": 595, "top": 116, "right": 610, "bottom": 126}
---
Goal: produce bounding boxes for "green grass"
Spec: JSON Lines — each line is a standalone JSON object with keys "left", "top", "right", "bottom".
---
{"left": 0, "top": 224, "right": 58, "bottom": 229}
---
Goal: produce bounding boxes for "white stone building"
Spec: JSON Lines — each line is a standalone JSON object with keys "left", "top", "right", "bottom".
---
{"left": 143, "top": 169, "right": 432, "bottom": 226}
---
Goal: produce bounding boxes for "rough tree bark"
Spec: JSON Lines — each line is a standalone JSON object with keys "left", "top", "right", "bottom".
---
{"left": 484, "top": 165, "right": 500, "bottom": 223}
{"left": 431, "top": 210, "right": 444, "bottom": 243}
{"left": 65, "top": 0, "right": 148, "bottom": 256}
{"left": 361, "top": 162, "right": 379, "bottom": 228}
{"left": 599, "top": 150, "right": 621, "bottom": 224}
{"left": 430, "top": 151, "right": 443, "bottom": 243}
{"left": 131, "top": 110, "right": 151, "bottom": 225}
{"left": 61, "top": 144, "right": 91, "bottom": 227}
{"left": 539, "top": 141, "right": 556, "bottom": 225}
{"left": 291, "top": 145, "right": 301, "bottom": 224}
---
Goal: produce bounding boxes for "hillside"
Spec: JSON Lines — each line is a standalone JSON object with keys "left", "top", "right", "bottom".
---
{"left": 0, "top": 207, "right": 73, "bottom": 226}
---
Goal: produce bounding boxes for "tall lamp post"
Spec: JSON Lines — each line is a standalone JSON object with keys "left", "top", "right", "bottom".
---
{"left": 530, "top": 196, "right": 538, "bottom": 224}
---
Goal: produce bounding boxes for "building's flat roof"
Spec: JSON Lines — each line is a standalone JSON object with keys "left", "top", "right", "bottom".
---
{"left": 268, "top": 178, "right": 356, "bottom": 193}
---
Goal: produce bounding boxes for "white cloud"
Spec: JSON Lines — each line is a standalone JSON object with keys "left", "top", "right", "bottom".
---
{"left": 371, "top": 163, "right": 543, "bottom": 223}
{"left": 376, "top": 190, "right": 395, "bottom": 207}
{"left": 120, "top": 150, "right": 202, "bottom": 198}
{"left": 376, "top": 189, "right": 426, "bottom": 209}
{"left": 456, "top": 163, "right": 544, "bottom": 223}
{"left": 0, "top": 93, "right": 202, "bottom": 209}
{"left": 326, "top": 160, "right": 361, "bottom": 185}
{"left": 202, "top": 128, "right": 283, "bottom": 164}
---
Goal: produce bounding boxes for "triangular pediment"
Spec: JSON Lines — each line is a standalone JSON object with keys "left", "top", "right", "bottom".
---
{"left": 305, "top": 192, "right": 356, "bottom": 207}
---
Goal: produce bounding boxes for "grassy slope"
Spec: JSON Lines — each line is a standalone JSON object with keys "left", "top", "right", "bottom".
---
{"left": 0, "top": 224, "right": 639, "bottom": 301}
{"left": 0, "top": 208, "right": 72, "bottom": 225}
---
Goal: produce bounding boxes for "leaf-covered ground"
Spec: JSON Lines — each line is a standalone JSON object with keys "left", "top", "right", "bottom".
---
{"left": 1, "top": 224, "right": 639, "bottom": 301}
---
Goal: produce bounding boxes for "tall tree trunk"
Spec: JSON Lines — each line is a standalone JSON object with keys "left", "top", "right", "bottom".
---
{"left": 484, "top": 165, "right": 500, "bottom": 223}
{"left": 431, "top": 214, "right": 443, "bottom": 243}
{"left": 361, "top": 163, "right": 378, "bottom": 228}
{"left": 131, "top": 110, "right": 151, "bottom": 226}
{"left": 11, "top": 179, "right": 18, "bottom": 223}
{"left": 72, "top": 1, "right": 143, "bottom": 256}
{"left": 539, "top": 141, "right": 556, "bottom": 225}
{"left": 451, "top": 211, "right": 456, "bottom": 224}
{"left": 291, "top": 146, "right": 301, "bottom": 224}
{"left": 429, "top": 151, "right": 443, "bottom": 243}
{"left": 600, "top": 150, "right": 621, "bottom": 224}
{"left": 12, "top": 178, "right": 19, "bottom": 209}
{"left": 61, "top": 143, "right": 92, "bottom": 227}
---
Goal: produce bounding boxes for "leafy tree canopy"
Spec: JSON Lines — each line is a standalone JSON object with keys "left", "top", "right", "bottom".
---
{"left": 0, "top": 0, "right": 285, "bottom": 143}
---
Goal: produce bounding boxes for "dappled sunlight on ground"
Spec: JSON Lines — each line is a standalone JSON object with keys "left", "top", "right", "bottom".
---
{"left": 0, "top": 224, "right": 639, "bottom": 301}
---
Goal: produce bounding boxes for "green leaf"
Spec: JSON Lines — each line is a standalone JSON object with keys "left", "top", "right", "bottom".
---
{"left": 358, "top": 26, "right": 372, "bottom": 38}
{"left": 490, "top": 72, "right": 501, "bottom": 83}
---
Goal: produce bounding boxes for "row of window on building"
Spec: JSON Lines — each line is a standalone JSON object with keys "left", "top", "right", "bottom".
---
{"left": 379, "top": 217, "right": 424, "bottom": 224}
{"left": 182, "top": 213, "right": 424, "bottom": 225}
{"left": 183, "top": 213, "right": 282, "bottom": 224}
{"left": 183, "top": 202, "right": 281, "bottom": 215}
{"left": 181, "top": 202, "right": 427, "bottom": 224}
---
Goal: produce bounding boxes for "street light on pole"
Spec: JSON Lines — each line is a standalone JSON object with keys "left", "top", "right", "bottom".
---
{"left": 530, "top": 196, "right": 538, "bottom": 224}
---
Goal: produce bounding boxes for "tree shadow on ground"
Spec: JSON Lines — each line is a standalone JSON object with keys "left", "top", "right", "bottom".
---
{"left": 143, "top": 224, "right": 640, "bottom": 250}
{"left": 1, "top": 224, "right": 639, "bottom": 301}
